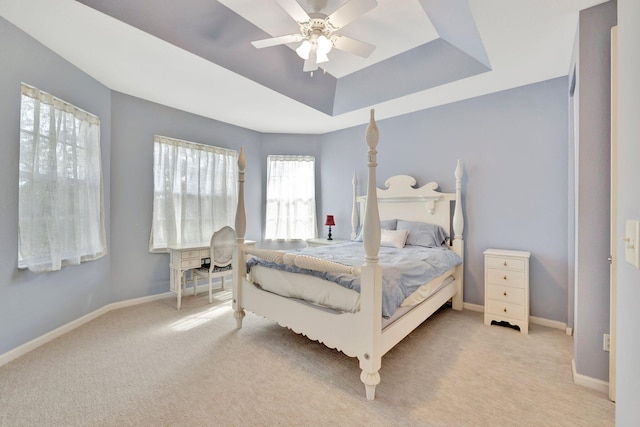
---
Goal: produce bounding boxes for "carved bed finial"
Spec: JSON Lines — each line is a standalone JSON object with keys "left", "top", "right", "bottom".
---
{"left": 363, "top": 109, "right": 380, "bottom": 263}
{"left": 351, "top": 172, "right": 359, "bottom": 240}
{"left": 366, "top": 109, "right": 379, "bottom": 150}
{"left": 453, "top": 159, "right": 463, "bottom": 240}
{"left": 233, "top": 146, "right": 247, "bottom": 329}
{"left": 235, "top": 146, "right": 246, "bottom": 242}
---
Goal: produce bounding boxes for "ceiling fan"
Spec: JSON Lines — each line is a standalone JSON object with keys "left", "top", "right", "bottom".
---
{"left": 251, "top": 0, "right": 378, "bottom": 73}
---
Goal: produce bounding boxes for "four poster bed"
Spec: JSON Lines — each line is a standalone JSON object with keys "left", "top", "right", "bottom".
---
{"left": 231, "top": 110, "right": 464, "bottom": 400}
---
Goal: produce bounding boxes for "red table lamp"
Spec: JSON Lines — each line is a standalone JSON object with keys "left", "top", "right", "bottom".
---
{"left": 324, "top": 215, "right": 335, "bottom": 240}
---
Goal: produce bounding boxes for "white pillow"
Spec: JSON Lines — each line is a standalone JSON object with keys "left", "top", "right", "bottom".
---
{"left": 380, "top": 229, "right": 409, "bottom": 248}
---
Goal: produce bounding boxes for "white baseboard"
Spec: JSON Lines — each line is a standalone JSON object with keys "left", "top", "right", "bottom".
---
{"left": 529, "top": 315, "right": 567, "bottom": 331}
{"left": 463, "top": 302, "right": 484, "bottom": 312}
{"left": 572, "top": 359, "right": 609, "bottom": 394}
{"left": 0, "top": 291, "right": 174, "bottom": 368}
{"left": 465, "top": 304, "right": 567, "bottom": 331}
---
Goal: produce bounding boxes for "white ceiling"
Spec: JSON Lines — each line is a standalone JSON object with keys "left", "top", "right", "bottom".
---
{"left": 0, "top": 0, "right": 607, "bottom": 134}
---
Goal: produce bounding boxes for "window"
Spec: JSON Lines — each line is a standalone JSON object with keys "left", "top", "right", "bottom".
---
{"left": 18, "top": 83, "right": 106, "bottom": 272}
{"left": 150, "top": 136, "right": 238, "bottom": 252}
{"left": 265, "top": 155, "right": 316, "bottom": 240}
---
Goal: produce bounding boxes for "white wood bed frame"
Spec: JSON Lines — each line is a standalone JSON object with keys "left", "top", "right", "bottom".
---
{"left": 232, "top": 110, "right": 464, "bottom": 400}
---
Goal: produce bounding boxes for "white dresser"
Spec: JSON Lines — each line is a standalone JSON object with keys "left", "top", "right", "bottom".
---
{"left": 483, "top": 248, "right": 531, "bottom": 334}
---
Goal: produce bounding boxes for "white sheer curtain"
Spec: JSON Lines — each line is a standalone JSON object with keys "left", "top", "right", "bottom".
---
{"left": 18, "top": 83, "right": 106, "bottom": 272}
{"left": 265, "top": 155, "right": 316, "bottom": 240}
{"left": 150, "top": 136, "right": 238, "bottom": 252}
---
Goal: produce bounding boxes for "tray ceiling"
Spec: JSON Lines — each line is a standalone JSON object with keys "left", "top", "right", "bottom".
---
{"left": 0, "top": 0, "right": 608, "bottom": 133}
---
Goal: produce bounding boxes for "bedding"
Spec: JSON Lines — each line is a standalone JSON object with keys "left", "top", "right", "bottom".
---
{"left": 250, "top": 263, "right": 455, "bottom": 315}
{"left": 397, "top": 220, "right": 450, "bottom": 248}
{"left": 250, "top": 264, "right": 361, "bottom": 313}
{"left": 384, "top": 275, "right": 454, "bottom": 328}
{"left": 353, "top": 218, "right": 398, "bottom": 241}
{"left": 246, "top": 241, "right": 462, "bottom": 318}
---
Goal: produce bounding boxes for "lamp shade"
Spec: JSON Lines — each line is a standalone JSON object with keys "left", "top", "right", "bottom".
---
{"left": 296, "top": 40, "right": 312, "bottom": 60}
{"left": 316, "top": 50, "right": 329, "bottom": 64}
{"left": 317, "top": 35, "right": 332, "bottom": 54}
{"left": 324, "top": 215, "right": 335, "bottom": 226}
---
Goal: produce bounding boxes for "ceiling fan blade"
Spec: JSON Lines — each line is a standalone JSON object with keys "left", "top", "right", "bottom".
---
{"left": 303, "top": 46, "right": 319, "bottom": 72}
{"left": 332, "top": 35, "right": 376, "bottom": 58}
{"left": 251, "top": 34, "right": 302, "bottom": 49}
{"left": 327, "top": 0, "right": 377, "bottom": 28}
{"left": 275, "top": 0, "right": 310, "bottom": 23}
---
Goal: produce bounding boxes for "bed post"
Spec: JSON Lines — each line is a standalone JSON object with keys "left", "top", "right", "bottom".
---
{"left": 359, "top": 109, "right": 382, "bottom": 401}
{"left": 232, "top": 146, "right": 247, "bottom": 328}
{"left": 351, "top": 172, "right": 359, "bottom": 240}
{"left": 451, "top": 159, "right": 464, "bottom": 310}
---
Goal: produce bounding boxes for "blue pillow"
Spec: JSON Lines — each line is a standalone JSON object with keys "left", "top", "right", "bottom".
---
{"left": 353, "top": 218, "right": 398, "bottom": 241}
{"left": 396, "top": 220, "right": 449, "bottom": 248}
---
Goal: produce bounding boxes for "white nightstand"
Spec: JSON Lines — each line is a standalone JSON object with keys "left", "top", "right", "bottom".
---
{"left": 483, "top": 248, "right": 531, "bottom": 334}
{"left": 306, "top": 238, "right": 348, "bottom": 247}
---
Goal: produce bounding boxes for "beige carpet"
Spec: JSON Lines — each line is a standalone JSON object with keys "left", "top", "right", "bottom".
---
{"left": 0, "top": 290, "right": 614, "bottom": 426}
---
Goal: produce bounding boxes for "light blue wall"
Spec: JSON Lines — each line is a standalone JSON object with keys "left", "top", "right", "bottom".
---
{"left": 110, "top": 93, "right": 263, "bottom": 302}
{"left": 319, "top": 79, "right": 569, "bottom": 322}
{"left": 571, "top": 0, "right": 617, "bottom": 383}
{"left": 0, "top": 17, "right": 263, "bottom": 355}
{"left": 615, "top": 0, "right": 640, "bottom": 422}
{"left": 0, "top": 18, "right": 112, "bottom": 355}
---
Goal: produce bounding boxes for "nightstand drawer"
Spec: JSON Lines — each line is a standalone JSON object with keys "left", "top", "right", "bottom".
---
{"left": 487, "top": 268, "right": 526, "bottom": 288}
{"left": 487, "top": 284, "right": 525, "bottom": 305}
{"left": 486, "top": 256, "right": 526, "bottom": 271}
{"left": 486, "top": 300, "right": 525, "bottom": 321}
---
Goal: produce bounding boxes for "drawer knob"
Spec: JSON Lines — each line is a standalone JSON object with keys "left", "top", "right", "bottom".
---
{"left": 503, "top": 291, "right": 507, "bottom": 296}
{"left": 503, "top": 261, "right": 508, "bottom": 266}
{"left": 503, "top": 307, "right": 507, "bottom": 313}
{"left": 503, "top": 275, "right": 507, "bottom": 280}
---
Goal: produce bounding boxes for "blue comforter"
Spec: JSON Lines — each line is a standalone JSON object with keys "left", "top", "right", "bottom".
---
{"left": 247, "top": 242, "right": 462, "bottom": 318}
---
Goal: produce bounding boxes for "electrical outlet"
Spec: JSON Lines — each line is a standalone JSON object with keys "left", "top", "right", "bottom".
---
{"left": 603, "top": 334, "right": 611, "bottom": 352}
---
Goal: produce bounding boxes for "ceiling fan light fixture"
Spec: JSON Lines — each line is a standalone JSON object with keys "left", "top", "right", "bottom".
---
{"left": 251, "top": 0, "right": 378, "bottom": 73}
{"left": 317, "top": 34, "right": 332, "bottom": 55}
{"left": 316, "top": 50, "right": 329, "bottom": 64}
{"left": 296, "top": 40, "right": 312, "bottom": 59}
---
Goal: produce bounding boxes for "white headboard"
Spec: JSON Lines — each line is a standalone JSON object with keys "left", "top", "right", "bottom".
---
{"left": 352, "top": 162, "right": 464, "bottom": 253}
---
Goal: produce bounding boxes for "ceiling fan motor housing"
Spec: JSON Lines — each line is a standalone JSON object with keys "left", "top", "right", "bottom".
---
{"left": 300, "top": 15, "right": 336, "bottom": 39}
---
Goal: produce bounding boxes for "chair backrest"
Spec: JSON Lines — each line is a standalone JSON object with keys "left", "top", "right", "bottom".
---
{"left": 210, "top": 226, "right": 236, "bottom": 266}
